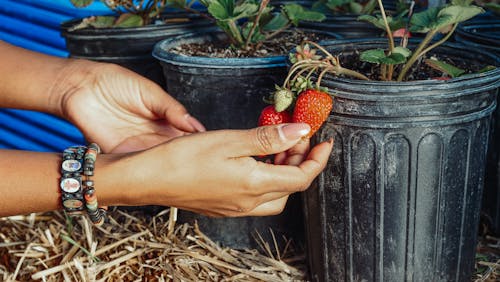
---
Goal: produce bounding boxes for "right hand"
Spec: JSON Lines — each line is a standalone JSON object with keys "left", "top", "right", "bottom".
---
{"left": 103, "top": 123, "right": 333, "bottom": 217}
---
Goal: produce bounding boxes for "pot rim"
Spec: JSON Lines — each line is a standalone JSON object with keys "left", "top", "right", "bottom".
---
{"left": 60, "top": 12, "right": 210, "bottom": 37}
{"left": 314, "top": 38, "right": 500, "bottom": 88}
{"left": 152, "top": 29, "right": 342, "bottom": 69}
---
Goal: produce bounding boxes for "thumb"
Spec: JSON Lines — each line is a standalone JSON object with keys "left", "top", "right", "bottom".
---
{"left": 226, "top": 123, "right": 311, "bottom": 157}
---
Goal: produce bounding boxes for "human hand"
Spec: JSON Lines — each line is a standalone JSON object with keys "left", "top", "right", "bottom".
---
{"left": 58, "top": 62, "right": 205, "bottom": 153}
{"left": 103, "top": 123, "right": 333, "bottom": 217}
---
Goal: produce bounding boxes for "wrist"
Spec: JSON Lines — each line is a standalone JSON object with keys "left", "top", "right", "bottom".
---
{"left": 93, "top": 152, "right": 137, "bottom": 207}
{"left": 49, "top": 59, "right": 101, "bottom": 118}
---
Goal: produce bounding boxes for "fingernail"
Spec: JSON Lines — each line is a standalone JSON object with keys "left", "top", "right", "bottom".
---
{"left": 185, "top": 114, "right": 206, "bottom": 132}
{"left": 279, "top": 123, "right": 310, "bottom": 141}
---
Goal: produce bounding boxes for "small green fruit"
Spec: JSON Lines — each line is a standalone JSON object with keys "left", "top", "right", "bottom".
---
{"left": 274, "top": 88, "right": 294, "bottom": 112}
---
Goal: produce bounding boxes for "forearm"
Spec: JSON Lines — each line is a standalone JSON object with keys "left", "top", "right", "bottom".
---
{"left": 0, "top": 149, "right": 131, "bottom": 217}
{"left": 0, "top": 41, "right": 92, "bottom": 117}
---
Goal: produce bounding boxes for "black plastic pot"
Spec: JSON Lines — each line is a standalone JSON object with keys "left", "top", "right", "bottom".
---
{"left": 152, "top": 29, "right": 341, "bottom": 249}
{"left": 303, "top": 39, "right": 500, "bottom": 282}
{"left": 455, "top": 22, "right": 500, "bottom": 55}
{"left": 301, "top": 14, "right": 382, "bottom": 38}
{"left": 455, "top": 21, "right": 500, "bottom": 236}
{"left": 60, "top": 12, "right": 212, "bottom": 86}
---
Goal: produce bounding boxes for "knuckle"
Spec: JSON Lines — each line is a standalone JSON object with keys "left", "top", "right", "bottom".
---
{"left": 298, "top": 178, "right": 313, "bottom": 191}
{"left": 254, "top": 126, "right": 277, "bottom": 154}
{"left": 236, "top": 201, "right": 255, "bottom": 213}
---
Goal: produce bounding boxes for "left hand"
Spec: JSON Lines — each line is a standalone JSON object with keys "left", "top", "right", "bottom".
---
{"left": 59, "top": 62, "right": 205, "bottom": 153}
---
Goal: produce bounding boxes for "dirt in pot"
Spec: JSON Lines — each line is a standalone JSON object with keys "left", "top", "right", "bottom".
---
{"left": 338, "top": 50, "right": 487, "bottom": 81}
{"left": 171, "top": 29, "right": 331, "bottom": 58}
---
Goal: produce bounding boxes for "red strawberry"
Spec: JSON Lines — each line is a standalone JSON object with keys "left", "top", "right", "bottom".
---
{"left": 258, "top": 105, "right": 292, "bottom": 126}
{"left": 393, "top": 28, "right": 411, "bottom": 38}
{"left": 292, "top": 89, "right": 332, "bottom": 138}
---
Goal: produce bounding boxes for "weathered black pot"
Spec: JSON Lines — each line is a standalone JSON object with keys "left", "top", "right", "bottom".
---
{"left": 455, "top": 21, "right": 500, "bottom": 55}
{"left": 152, "top": 29, "right": 341, "bottom": 249}
{"left": 301, "top": 14, "right": 382, "bottom": 38}
{"left": 304, "top": 39, "right": 500, "bottom": 282}
{"left": 60, "top": 12, "right": 211, "bottom": 86}
{"left": 455, "top": 21, "right": 500, "bottom": 236}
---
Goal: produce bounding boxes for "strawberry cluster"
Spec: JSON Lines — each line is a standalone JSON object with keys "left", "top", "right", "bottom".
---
{"left": 258, "top": 43, "right": 333, "bottom": 139}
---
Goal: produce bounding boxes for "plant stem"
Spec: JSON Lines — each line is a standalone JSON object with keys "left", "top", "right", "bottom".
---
{"left": 316, "top": 67, "right": 331, "bottom": 88}
{"left": 244, "top": 0, "right": 269, "bottom": 48}
{"left": 265, "top": 23, "right": 291, "bottom": 41}
{"left": 293, "top": 66, "right": 318, "bottom": 83}
{"left": 396, "top": 29, "right": 438, "bottom": 81}
{"left": 419, "top": 24, "right": 458, "bottom": 60}
{"left": 304, "top": 40, "right": 337, "bottom": 62}
{"left": 182, "top": 6, "right": 216, "bottom": 23}
{"left": 228, "top": 20, "right": 244, "bottom": 46}
{"left": 376, "top": 0, "right": 395, "bottom": 79}
{"left": 283, "top": 60, "right": 317, "bottom": 87}
{"left": 377, "top": 0, "right": 394, "bottom": 52}
{"left": 338, "top": 67, "right": 370, "bottom": 80}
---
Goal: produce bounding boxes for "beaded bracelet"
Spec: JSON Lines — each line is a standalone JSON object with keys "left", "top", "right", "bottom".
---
{"left": 60, "top": 146, "right": 87, "bottom": 215}
{"left": 60, "top": 143, "right": 106, "bottom": 226}
{"left": 82, "top": 143, "right": 107, "bottom": 226}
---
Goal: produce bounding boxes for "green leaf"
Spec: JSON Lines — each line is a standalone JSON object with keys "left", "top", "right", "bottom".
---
{"left": 437, "top": 5, "right": 484, "bottom": 26}
{"left": 208, "top": 0, "right": 260, "bottom": 21}
{"left": 263, "top": 12, "right": 290, "bottom": 31}
{"left": 311, "top": 2, "right": 331, "bottom": 14}
{"left": 208, "top": 0, "right": 233, "bottom": 20}
{"left": 360, "top": 48, "right": 408, "bottom": 65}
{"left": 380, "top": 52, "right": 406, "bottom": 65}
{"left": 70, "top": 0, "right": 94, "bottom": 8}
{"left": 349, "top": 2, "right": 363, "bottom": 14}
{"left": 242, "top": 22, "right": 266, "bottom": 44}
{"left": 387, "top": 16, "right": 407, "bottom": 31}
{"left": 393, "top": 46, "right": 411, "bottom": 58}
{"left": 114, "top": 14, "right": 144, "bottom": 27}
{"left": 167, "top": 0, "right": 188, "bottom": 9}
{"left": 409, "top": 7, "right": 441, "bottom": 33}
{"left": 358, "top": 15, "right": 406, "bottom": 31}
{"left": 451, "top": 0, "right": 474, "bottom": 6}
{"left": 198, "top": 0, "right": 213, "bottom": 7}
{"left": 477, "top": 65, "right": 496, "bottom": 73}
{"left": 361, "top": 0, "right": 377, "bottom": 14}
{"left": 424, "top": 59, "right": 465, "bottom": 78}
{"left": 325, "top": 0, "right": 351, "bottom": 10}
{"left": 360, "top": 49, "right": 386, "bottom": 64}
{"left": 283, "top": 4, "right": 326, "bottom": 26}
{"left": 485, "top": 3, "right": 500, "bottom": 15}
{"left": 88, "top": 16, "right": 116, "bottom": 28}
{"left": 233, "top": 2, "right": 260, "bottom": 20}
{"left": 357, "top": 15, "right": 386, "bottom": 30}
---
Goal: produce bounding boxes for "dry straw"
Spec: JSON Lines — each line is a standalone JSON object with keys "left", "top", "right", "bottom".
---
{"left": 0, "top": 209, "right": 306, "bottom": 281}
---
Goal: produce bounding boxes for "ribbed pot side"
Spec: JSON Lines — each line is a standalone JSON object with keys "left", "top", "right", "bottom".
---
{"left": 304, "top": 39, "right": 500, "bottom": 282}
{"left": 153, "top": 30, "right": 341, "bottom": 249}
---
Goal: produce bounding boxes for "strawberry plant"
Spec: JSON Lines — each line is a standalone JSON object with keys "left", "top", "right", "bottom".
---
{"left": 69, "top": 0, "right": 172, "bottom": 27}
{"left": 286, "top": 0, "right": 485, "bottom": 82}
{"left": 169, "top": 0, "right": 326, "bottom": 49}
{"left": 312, "top": 0, "right": 379, "bottom": 15}
{"left": 357, "top": 0, "right": 485, "bottom": 81}
{"left": 258, "top": 0, "right": 488, "bottom": 138}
